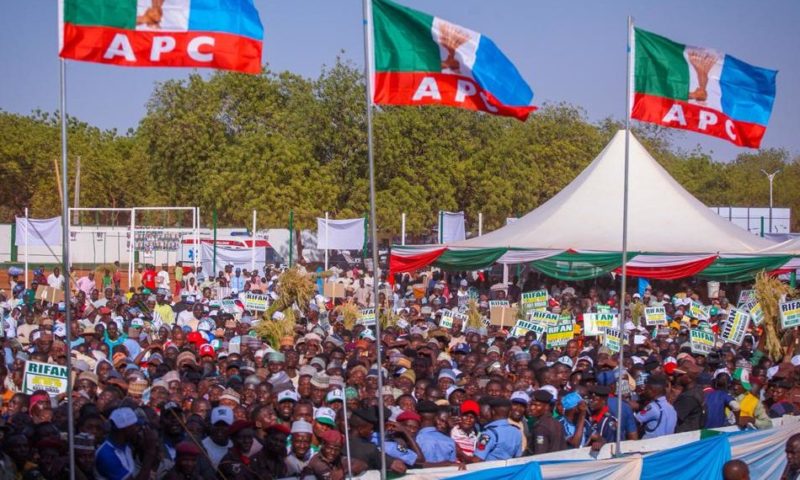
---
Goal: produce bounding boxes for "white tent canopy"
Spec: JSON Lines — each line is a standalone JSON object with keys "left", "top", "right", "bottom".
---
{"left": 451, "top": 130, "right": 777, "bottom": 254}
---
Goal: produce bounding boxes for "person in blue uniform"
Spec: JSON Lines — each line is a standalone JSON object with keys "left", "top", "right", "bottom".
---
{"left": 634, "top": 374, "right": 677, "bottom": 439}
{"left": 414, "top": 400, "right": 459, "bottom": 465}
{"left": 474, "top": 397, "right": 522, "bottom": 461}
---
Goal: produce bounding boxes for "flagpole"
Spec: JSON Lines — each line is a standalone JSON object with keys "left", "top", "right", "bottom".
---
{"left": 616, "top": 15, "right": 633, "bottom": 457}
{"left": 60, "top": 57, "right": 77, "bottom": 480}
{"left": 24, "top": 207, "right": 29, "bottom": 288}
{"left": 362, "top": 1, "right": 387, "bottom": 479}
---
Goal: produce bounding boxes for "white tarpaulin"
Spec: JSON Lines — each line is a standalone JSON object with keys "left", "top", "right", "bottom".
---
{"left": 450, "top": 131, "right": 777, "bottom": 254}
{"left": 440, "top": 211, "right": 466, "bottom": 244}
{"left": 15, "top": 217, "right": 62, "bottom": 247}
{"left": 316, "top": 218, "right": 365, "bottom": 250}
{"left": 200, "top": 244, "right": 266, "bottom": 276}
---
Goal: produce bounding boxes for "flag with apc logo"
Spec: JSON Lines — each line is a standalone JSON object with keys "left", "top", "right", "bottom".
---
{"left": 371, "top": 0, "right": 535, "bottom": 121}
{"left": 632, "top": 28, "right": 777, "bottom": 148}
{"left": 59, "top": 0, "right": 263, "bottom": 74}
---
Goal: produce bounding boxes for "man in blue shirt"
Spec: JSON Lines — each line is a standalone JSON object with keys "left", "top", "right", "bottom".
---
{"left": 635, "top": 374, "right": 677, "bottom": 439}
{"left": 96, "top": 407, "right": 158, "bottom": 480}
{"left": 474, "top": 397, "right": 522, "bottom": 461}
{"left": 230, "top": 268, "right": 245, "bottom": 293}
{"left": 415, "top": 400, "right": 458, "bottom": 464}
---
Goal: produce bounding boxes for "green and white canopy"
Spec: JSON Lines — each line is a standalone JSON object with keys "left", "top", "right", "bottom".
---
{"left": 391, "top": 131, "right": 797, "bottom": 281}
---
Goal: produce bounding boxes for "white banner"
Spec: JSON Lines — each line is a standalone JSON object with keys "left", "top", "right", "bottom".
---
{"left": 15, "top": 216, "right": 62, "bottom": 246}
{"left": 200, "top": 244, "right": 266, "bottom": 276}
{"left": 440, "top": 211, "right": 466, "bottom": 243}
{"left": 316, "top": 218, "right": 365, "bottom": 250}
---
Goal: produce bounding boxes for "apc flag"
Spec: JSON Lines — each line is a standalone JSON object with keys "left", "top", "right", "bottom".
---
{"left": 371, "top": 0, "right": 535, "bottom": 120}
{"left": 632, "top": 28, "right": 777, "bottom": 148}
{"left": 59, "top": 0, "right": 263, "bottom": 74}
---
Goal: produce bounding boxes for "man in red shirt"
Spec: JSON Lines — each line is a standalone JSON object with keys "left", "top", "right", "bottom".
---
{"left": 142, "top": 264, "right": 157, "bottom": 291}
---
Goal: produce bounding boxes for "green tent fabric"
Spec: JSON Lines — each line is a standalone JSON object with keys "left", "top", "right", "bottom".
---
{"left": 698, "top": 256, "right": 794, "bottom": 282}
{"left": 434, "top": 248, "right": 508, "bottom": 271}
{"left": 531, "top": 251, "right": 632, "bottom": 281}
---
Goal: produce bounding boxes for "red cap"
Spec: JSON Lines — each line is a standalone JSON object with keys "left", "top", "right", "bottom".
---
{"left": 186, "top": 331, "right": 206, "bottom": 346}
{"left": 460, "top": 399, "right": 480, "bottom": 416}
{"left": 396, "top": 411, "right": 421, "bottom": 423}
{"left": 664, "top": 362, "right": 678, "bottom": 375}
{"left": 228, "top": 420, "right": 253, "bottom": 437}
{"left": 266, "top": 423, "right": 291, "bottom": 435}
{"left": 199, "top": 344, "right": 215, "bottom": 358}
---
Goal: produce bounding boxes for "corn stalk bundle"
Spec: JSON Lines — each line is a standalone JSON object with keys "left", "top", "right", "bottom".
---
{"left": 755, "top": 272, "right": 796, "bottom": 361}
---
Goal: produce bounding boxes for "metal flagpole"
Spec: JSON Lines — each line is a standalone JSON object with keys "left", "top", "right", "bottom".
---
{"left": 616, "top": 15, "right": 633, "bottom": 457}
{"left": 251, "top": 209, "right": 257, "bottom": 271}
{"left": 324, "top": 211, "right": 329, "bottom": 271}
{"left": 401, "top": 213, "right": 406, "bottom": 245}
{"left": 478, "top": 212, "right": 483, "bottom": 236}
{"left": 24, "top": 207, "right": 29, "bottom": 288}
{"left": 362, "top": 1, "right": 387, "bottom": 478}
{"left": 288, "top": 210, "right": 294, "bottom": 267}
{"left": 340, "top": 389, "right": 354, "bottom": 480}
{"left": 60, "top": 57, "right": 77, "bottom": 480}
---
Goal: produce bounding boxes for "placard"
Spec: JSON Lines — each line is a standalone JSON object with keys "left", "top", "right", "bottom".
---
{"left": 489, "top": 305, "right": 517, "bottom": 328}
{"left": 545, "top": 321, "right": 574, "bottom": 349}
{"left": 439, "top": 309, "right": 454, "bottom": 329}
{"left": 521, "top": 290, "right": 548, "bottom": 313}
{"left": 221, "top": 299, "right": 240, "bottom": 314}
{"left": 604, "top": 327, "right": 622, "bottom": 353}
{"left": 780, "top": 300, "right": 800, "bottom": 330}
{"left": 747, "top": 302, "right": 765, "bottom": 326}
{"left": 721, "top": 308, "right": 749, "bottom": 346}
{"left": 596, "top": 305, "right": 611, "bottom": 314}
{"left": 644, "top": 306, "right": 667, "bottom": 326}
{"left": 489, "top": 300, "right": 510, "bottom": 309}
{"left": 528, "top": 310, "right": 559, "bottom": 327}
{"left": 689, "top": 302, "right": 710, "bottom": 321}
{"left": 23, "top": 360, "right": 68, "bottom": 396}
{"left": 689, "top": 329, "right": 714, "bottom": 355}
{"left": 583, "top": 313, "right": 618, "bottom": 336}
{"left": 511, "top": 319, "right": 546, "bottom": 339}
{"left": 35, "top": 286, "right": 64, "bottom": 304}
{"left": 737, "top": 289, "right": 756, "bottom": 307}
{"left": 323, "top": 282, "right": 346, "bottom": 299}
{"left": 244, "top": 293, "right": 268, "bottom": 312}
{"left": 359, "top": 308, "right": 376, "bottom": 326}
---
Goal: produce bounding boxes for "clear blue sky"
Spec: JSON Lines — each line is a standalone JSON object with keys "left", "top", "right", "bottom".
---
{"left": 0, "top": 1, "right": 798, "bottom": 162}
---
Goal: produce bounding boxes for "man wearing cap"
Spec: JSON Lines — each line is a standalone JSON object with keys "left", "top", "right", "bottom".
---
{"left": 96, "top": 407, "right": 158, "bottom": 480}
{"left": 586, "top": 385, "right": 620, "bottom": 445}
{"left": 508, "top": 391, "right": 530, "bottom": 453}
{"left": 558, "top": 392, "right": 591, "bottom": 448}
{"left": 276, "top": 389, "right": 299, "bottom": 424}
{"left": 348, "top": 407, "right": 407, "bottom": 474}
{"left": 530, "top": 390, "right": 566, "bottom": 454}
{"left": 301, "top": 430, "right": 347, "bottom": 480}
{"left": 202, "top": 406, "right": 234, "bottom": 469}
{"left": 218, "top": 420, "right": 257, "bottom": 479}
{"left": 472, "top": 396, "right": 522, "bottom": 461}
{"left": 635, "top": 374, "right": 677, "bottom": 439}
{"left": 286, "top": 420, "right": 315, "bottom": 475}
{"left": 732, "top": 368, "right": 770, "bottom": 429}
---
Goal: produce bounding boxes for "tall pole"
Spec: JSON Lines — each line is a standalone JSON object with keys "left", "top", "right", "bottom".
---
{"left": 288, "top": 210, "right": 294, "bottom": 267}
{"left": 24, "top": 207, "right": 29, "bottom": 288}
{"left": 60, "top": 58, "right": 76, "bottom": 480}
{"left": 616, "top": 15, "right": 633, "bottom": 457}
{"left": 761, "top": 169, "right": 779, "bottom": 233}
{"left": 251, "top": 209, "right": 257, "bottom": 272}
{"left": 212, "top": 209, "right": 218, "bottom": 275}
{"left": 362, "top": 1, "right": 387, "bottom": 478}
{"left": 401, "top": 213, "right": 406, "bottom": 246}
{"left": 478, "top": 212, "right": 483, "bottom": 237}
{"left": 129, "top": 208, "right": 135, "bottom": 287}
{"left": 324, "top": 211, "right": 329, "bottom": 271}
{"left": 73, "top": 156, "right": 81, "bottom": 225}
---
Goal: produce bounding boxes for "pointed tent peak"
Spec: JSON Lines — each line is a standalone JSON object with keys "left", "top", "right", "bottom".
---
{"left": 452, "top": 130, "right": 777, "bottom": 254}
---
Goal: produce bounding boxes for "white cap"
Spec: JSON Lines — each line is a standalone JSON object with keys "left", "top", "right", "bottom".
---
{"left": 210, "top": 406, "right": 234, "bottom": 426}
{"left": 791, "top": 355, "right": 800, "bottom": 367}
{"left": 277, "top": 390, "right": 299, "bottom": 403}
{"left": 510, "top": 391, "right": 531, "bottom": 405}
{"left": 557, "top": 356, "right": 574, "bottom": 368}
{"left": 291, "top": 420, "right": 314, "bottom": 434}
{"left": 538, "top": 385, "right": 559, "bottom": 401}
{"left": 109, "top": 407, "right": 138, "bottom": 429}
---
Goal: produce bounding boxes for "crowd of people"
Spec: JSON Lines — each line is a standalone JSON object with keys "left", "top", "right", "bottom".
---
{"left": 0, "top": 261, "right": 799, "bottom": 480}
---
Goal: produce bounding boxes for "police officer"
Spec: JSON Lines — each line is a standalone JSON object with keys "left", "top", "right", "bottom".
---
{"left": 587, "top": 385, "right": 619, "bottom": 444}
{"left": 414, "top": 400, "right": 458, "bottom": 464}
{"left": 634, "top": 374, "right": 677, "bottom": 439}
{"left": 475, "top": 397, "right": 522, "bottom": 461}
